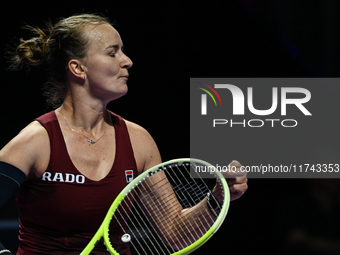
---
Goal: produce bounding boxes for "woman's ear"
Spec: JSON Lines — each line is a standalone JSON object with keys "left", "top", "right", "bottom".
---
{"left": 68, "top": 59, "right": 86, "bottom": 80}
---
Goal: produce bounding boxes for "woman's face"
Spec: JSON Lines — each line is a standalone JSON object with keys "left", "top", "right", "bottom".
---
{"left": 83, "top": 23, "right": 133, "bottom": 102}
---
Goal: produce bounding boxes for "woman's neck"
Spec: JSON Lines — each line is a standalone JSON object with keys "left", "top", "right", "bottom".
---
{"left": 58, "top": 98, "right": 110, "bottom": 136}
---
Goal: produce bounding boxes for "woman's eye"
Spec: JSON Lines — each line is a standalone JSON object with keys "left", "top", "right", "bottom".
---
{"left": 108, "top": 51, "right": 117, "bottom": 57}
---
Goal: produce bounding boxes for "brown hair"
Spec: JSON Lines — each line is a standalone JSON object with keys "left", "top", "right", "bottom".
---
{"left": 10, "top": 14, "right": 112, "bottom": 108}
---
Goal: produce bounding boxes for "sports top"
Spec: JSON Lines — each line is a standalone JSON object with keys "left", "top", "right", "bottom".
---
{"left": 16, "top": 111, "right": 138, "bottom": 255}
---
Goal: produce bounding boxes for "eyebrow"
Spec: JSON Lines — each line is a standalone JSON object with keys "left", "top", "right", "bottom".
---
{"left": 105, "top": 44, "right": 124, "bottom": 51}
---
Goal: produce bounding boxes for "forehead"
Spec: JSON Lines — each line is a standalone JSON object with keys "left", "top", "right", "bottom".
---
{"left": 86, "top": 23, "right": 122, "bottom": 49}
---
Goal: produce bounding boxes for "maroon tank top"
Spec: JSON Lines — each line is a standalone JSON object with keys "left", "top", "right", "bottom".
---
{"left": 16, "top": 111, "right": 138, "bottom": 255}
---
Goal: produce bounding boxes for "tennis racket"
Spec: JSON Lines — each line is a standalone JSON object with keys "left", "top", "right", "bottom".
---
{"left": 80, "top": 158, "right": 230, "bottom": 255}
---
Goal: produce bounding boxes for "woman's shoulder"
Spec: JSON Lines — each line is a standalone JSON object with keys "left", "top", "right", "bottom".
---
{"left": 18, "top": 120, "right": 50, "bottom": 141}
{"left": 0, "top": 120, "right": 50, "bottom": 177}
{"left": 122, "top": 118, "right": 162, "bottom": 172}
{"left": 3, "top": 120, "right": 50, "bottom": 153}
{"left": 108, "top": 111, "right": 152, "bottom": 140}
{"left": 123, "top": 119, "right": 156, "bottom": 149}
{"left": 124, "top": 119, "right": 150, "bottom": 135}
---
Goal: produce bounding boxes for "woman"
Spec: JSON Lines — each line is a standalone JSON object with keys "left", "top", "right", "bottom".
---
{"left": 0, "top": 14, "right": 247, "bottom": 254}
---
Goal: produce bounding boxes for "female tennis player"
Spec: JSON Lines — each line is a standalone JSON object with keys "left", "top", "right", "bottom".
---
{"left": 0, "top": 14, "right": 247, "bottom": 254}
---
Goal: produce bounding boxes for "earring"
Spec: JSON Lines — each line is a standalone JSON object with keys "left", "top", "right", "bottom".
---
{"left": 84, "top": 75, "right": 87, "bottom": 82}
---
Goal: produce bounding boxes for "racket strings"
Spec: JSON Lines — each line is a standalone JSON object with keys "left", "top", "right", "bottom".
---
{"left": 165, "top": 165, "right": 214, "bottom": 238}
{"left": 143, "top": 163, "right": 219, "bottom": 249}
{"left": 128, "top": 191, "right": 190, "bottom": 253}
{"left": 115, "top": 177, "right": 190, "bottom": 254}
{"left": 137, "top": 178, "right": 191, "bottom": 250}
{"left": 170, "top": 164, "right": 216, "bottom": 211}
{"left": 210, "top": 179, "right": 224, "bottom": 211}
{"left": 118, "top": 177, "right": 188, "bottom": 254}
{"left": 137, "top": 165, "right": 215, "bottom": 237}
{"left": 116, "top": 188, "right": 175, "bottom": 255}
{"left": 190, "top": 163, "right": 225, "bottom": 212}
{"left": 113, "top": 195, "right": 155, "bottom": 255}
{"left": 137, "top": 174, "right": 212, "bottom": 238}
{"left": 114, "top": 180, "right": 182, "bottom": 254}
{"left": 121, "top": 182, "right": 181, "bottom": 254}
{"left": 136, "top": 184, "right": 187, "bottom": 251}
{"left": 137, "top": 191, "right": 211, "bottom": 247}
{"left": 111, "top": 162, "right": 225, "bottom": 255}
{"left": 133, "top": 174, "right": 197, "bottom": 252}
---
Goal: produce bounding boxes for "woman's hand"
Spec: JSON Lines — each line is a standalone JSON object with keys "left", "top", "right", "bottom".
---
{"left": 213, "top": 160, "right": 248, "bottom": 201}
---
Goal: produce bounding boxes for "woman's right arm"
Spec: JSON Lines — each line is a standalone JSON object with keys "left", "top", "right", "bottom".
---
{"left": 0, "top": 121, "right": 50, "bottom": 210}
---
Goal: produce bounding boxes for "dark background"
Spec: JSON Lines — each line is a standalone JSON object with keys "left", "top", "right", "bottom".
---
{"left": 1, "top": 0, "right": 340, "bottom": 254}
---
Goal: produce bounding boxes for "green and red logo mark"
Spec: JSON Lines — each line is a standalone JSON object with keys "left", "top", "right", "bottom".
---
{"left": 197, "top": 82, "right": 222, "bottom": 115}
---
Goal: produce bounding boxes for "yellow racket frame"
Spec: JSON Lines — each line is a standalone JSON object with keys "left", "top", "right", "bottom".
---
{"left": 80, "top": 158, "right": 230, "bottom": 255}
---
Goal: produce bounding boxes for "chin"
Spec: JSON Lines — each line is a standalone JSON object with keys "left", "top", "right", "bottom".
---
{"left": 110, "top": 89, "right": 128, "bottom": 101}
